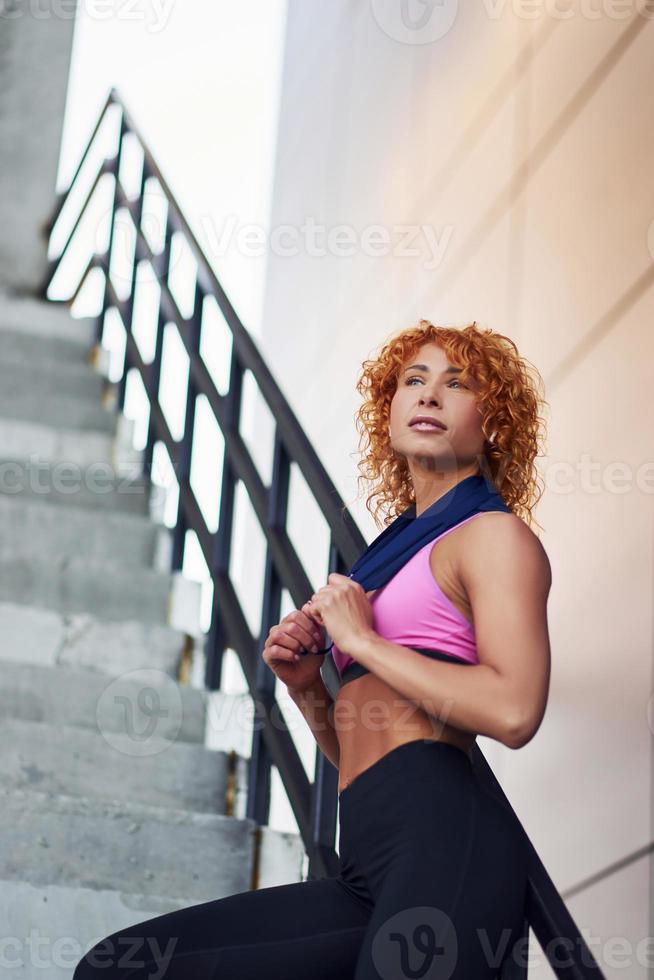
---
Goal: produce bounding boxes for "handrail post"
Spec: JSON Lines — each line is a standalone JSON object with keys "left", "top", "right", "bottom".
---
{"left": 247, "top": 431, "right": 290, "bottom": 826}
{"left": 307, "top": 749, "right": 339, "bottom": 881}
{"left": 170, "top": 280, "right": 203, "bottom": 572}
{"left": 95, "top": 111, "right": 126, "bottom": 352}
{"left": 116, "top": 163, "right": 147, "bottom": 414}
{"left": 204, "top": 353, "right": 243, "bottom": 691}
{"left": 143, "top": 306, "right": 165, "bottom": 482}
{"left": 143, "top": 222, "right": 173, "bottom": 481}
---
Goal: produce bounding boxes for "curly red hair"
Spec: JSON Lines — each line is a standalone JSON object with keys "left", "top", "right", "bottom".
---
{"left": 347, "top": 319, "right": 548, "bottom": 533}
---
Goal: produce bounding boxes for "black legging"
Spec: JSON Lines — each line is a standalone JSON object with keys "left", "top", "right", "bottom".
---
{"left": 73, "top": 739, "right": 528, "bottom": 979}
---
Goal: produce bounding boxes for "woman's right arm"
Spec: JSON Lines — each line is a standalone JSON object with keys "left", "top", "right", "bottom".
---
{"left": 262, "top": 604, "right": 341, "bottom": 770}
{"left": 287, "top": 675, "right": 340, "bottom": 770}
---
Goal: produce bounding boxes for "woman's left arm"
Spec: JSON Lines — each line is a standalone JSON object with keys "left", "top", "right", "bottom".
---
{"left": 345, "top": 515, "right": 552, "bottom": 749}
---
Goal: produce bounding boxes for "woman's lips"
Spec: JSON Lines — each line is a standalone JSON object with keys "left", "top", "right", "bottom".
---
{"left": 409, "top": 421, "right": 447, "bottom": 432}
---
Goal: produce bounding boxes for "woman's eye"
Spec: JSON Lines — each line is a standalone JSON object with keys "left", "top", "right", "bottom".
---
{"left": 405, "top": 377, "right": 466, "bottom": 389}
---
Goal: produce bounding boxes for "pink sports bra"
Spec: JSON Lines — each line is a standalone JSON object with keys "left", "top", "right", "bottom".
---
{"left": 331, "top": 512, "right": 486, "bottom": 681}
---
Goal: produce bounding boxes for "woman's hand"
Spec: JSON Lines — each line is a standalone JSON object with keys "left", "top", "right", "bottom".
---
{"left": 262, "top": 606, "right": 327, "bottom": 694}
{"left": 308, "top": 573, "right": 376, "bottom": 659}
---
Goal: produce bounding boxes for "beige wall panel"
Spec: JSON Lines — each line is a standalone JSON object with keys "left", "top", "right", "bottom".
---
{"left": 517, "top": 16, "right": 654, "bottom": 380}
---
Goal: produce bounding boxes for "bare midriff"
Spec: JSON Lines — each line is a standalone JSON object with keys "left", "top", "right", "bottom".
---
{"left": 334, "top": 674, "right": 477, "bottom": 793}
{"left": 334, "top": 520, "right": 482, "bottom": 794}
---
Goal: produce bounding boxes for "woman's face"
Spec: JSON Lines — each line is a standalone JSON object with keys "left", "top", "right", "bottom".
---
{"left": 388, "top": 342, "right": 487, "bottom": 473}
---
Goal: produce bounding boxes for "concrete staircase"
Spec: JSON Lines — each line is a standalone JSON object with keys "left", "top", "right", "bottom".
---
{"left": 0, "top": 294, "right": 304, "bottom": 979}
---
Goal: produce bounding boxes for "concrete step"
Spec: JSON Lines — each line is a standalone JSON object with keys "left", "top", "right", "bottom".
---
{"left": 0, "top": 324, "right": 92, "bottom": 367}
{"left": 0, "top": 494, "right": 162, "bottom": 567}
{"left": 0, "top": 353, "right": 105, "bottom": 400}
{"left": 0, "top": 290, "right": 96, "bottom": 346}
{"left": 0, "top": 495, "right": 163, "bottom": 568}
{"left": 0, "top": 457, "right": 152, "bottom": 516}
{"left": 0, "top": 789, "right": 304, "bottom": 978}
{"left": 0, "top": 717, "right": 231, "bottom": 815}
{"left": 0, "top": 784, "right": 256, "bottom": 903}
{"left": 0, "top": 385, "right": 117, "bottom": 434}
{"left": 0, "top": 602, "right": 191, "bottom": 683}
{"left": 0, "top": 552, "right": 172, "bottom": 624}
{"left": 0, "top": 827, "right": 306, "bottom": 980}
{"left": 0, "top": 879, "right": 192, "bottom": 980}
{"left": 0, "top": 659, "right": 206, "bottom": 744}
{"left": 0, "top": 417, "right": 114, "bottom": 468}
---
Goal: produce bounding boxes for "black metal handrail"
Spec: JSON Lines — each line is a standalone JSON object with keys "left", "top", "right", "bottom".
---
{"left": 39, "top": 86, "right": 605, "bottom": 978}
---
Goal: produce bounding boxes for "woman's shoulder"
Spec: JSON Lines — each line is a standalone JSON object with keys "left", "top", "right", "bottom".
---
{"left": 457, "top": 510, "right": 552, "bottom": 588}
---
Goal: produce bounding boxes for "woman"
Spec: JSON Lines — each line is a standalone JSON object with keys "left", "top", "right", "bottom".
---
{"left": 73, "top": 319, "right": 551, "bottom": 979}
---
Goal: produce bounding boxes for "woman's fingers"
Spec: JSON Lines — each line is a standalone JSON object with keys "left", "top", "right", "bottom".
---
{"left": 271, "top": 619, "right": 321, "bottom": 654}
{"left": 264, "top": 632, "right": 300, "bottom": 663}
{"left": 263, "top": 608, "right": 325, "bottom": 671}
{"left": 297, "top": 609, "right": 325, "bottom": 643}
{"left": 302, "top": 601, "right": 324, "bottom": 627}
{"left": 267, "top": 642, "right": 298, "bottom": 662}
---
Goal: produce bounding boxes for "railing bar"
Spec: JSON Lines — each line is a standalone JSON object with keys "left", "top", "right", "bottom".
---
{"left": 118, "top": 334, "right": 325, "bottom": 855}
{"left": 249, "top": 431, "right": 293, "bottom": 826}
{"left": 471, "top": 746, "right": 604, "bottom": 976}
{"left": 108, "top": 279, "right": 342, "bottom": 607}
{"left": 203, "top": 356, "right": 242, "bottom": 690}
{"left": 110, "top": 173, "right": 363, "bottom": 559}
{"left": 43, "top": 89, "right": 115, "bottom": 237}
{"left": 142, "top": 271, "right": 167, "bottom": 477}
{"left": 208, "top": 570, "right": 319, "bottom": 861}
{"left": 51, "top": 252, "right": 98, "bottom": 318}
{"left": 170, "top": 281, "right": 203, "bottom": 571}
{"left": 308, "top": 752, "right": 340, "bottom": 881}
{"left": 94, "top": 113, "right": 127, "bottom": 349}
{"left": 47, "top": 160, "right": 114, "bottom": 282}
{"left": 114, "top": 189, "right": 233, "bottom": 427}
{"left": 43, "top": 100, "right": 362, "bottom": 563}
{"left": 112, "top": 287, "right": 359, "bottom": 860}
{"left": 116, "top": 182, "right": 146, "bottom": 416}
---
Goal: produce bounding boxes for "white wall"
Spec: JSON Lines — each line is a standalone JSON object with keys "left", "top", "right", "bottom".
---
{"left": 57, "top": 0, "right": 288, "bottom": 334}
{"left": 258, "top": 1, "right": 654, "bottom": 975}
